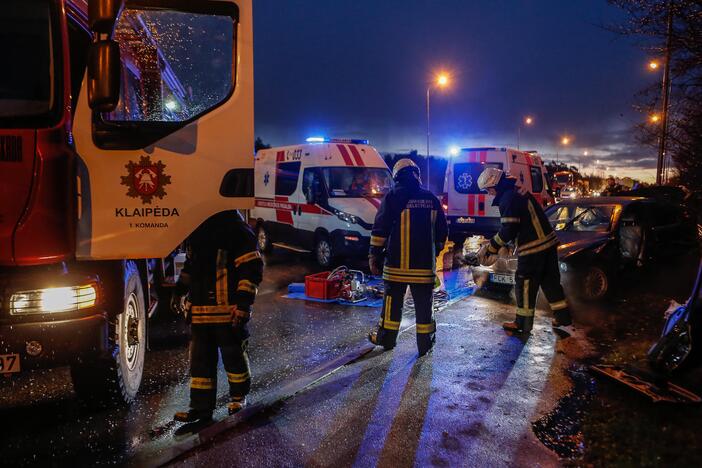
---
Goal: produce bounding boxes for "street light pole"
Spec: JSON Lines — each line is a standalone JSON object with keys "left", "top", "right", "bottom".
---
{"left": 656, "top": 0, "right": 673, "bottom": 186}
{"left": 426, "top": 85, "right": 431, "bottom": 188}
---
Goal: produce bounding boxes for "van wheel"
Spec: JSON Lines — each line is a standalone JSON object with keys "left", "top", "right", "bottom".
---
{"left": 71, "top": 261, "right": 146, "bottom": 406}
{"left": 580, "top": 265, "right": 609, "bottom": 301}
{"left": 314, "top": 234, "right": 334, "bottom": 268}
{"left": 257, "top": 224, "right": 272, "bottom": 253}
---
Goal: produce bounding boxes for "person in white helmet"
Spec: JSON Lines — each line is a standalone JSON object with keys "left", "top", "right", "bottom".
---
{"left": 368, "top": 158, "right": 448, "bottom": 356}
{"left": 476, "top": 167, "right": 573, "bottom": 336}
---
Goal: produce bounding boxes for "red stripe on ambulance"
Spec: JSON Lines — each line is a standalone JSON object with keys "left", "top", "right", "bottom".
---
{"left": 348, "top": 145, "right": 365, "bottom": 166}
{"left": 276, "top": 151, "right": 285, "bottom": 162}
{"left": 274, "top": 196, "right": 293, "bottom": 225}
{"left": 336, "top": 144, "right": 354, "bottom": 166}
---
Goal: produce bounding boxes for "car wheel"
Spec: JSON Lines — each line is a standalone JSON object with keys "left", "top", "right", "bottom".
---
{"left": 580, "top": 265, "right": 609, "bottom": 301}
{"left": 314, "top": 234, "right": 334, "bottom": 268}
{"left": 257, "top": 223, "right": 272, "bottom": 253}
{"left": 71, "top": 261, "right": 146, "bottom": 406}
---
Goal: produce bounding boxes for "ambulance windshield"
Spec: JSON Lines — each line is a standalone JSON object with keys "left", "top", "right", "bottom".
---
{"left": 321, "top": 167, "right": 393, "bottom": 198}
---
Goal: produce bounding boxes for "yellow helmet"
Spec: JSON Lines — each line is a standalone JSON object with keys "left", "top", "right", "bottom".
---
{"left": 477, "top": 167, "right": 504, "bottom": 190}
{"left": 392, "top": 158, "right": 420, "bottom": 180}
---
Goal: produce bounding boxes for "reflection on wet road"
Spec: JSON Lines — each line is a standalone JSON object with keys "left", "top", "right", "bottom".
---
{"left": 0, "top": 251, "right": 382, "bottom": 465}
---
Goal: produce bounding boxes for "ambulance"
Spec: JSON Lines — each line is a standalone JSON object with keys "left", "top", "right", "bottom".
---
{"left": 250, "top": 138, "right": 393, "bottom": 267}
{"left": 443, "top": 147, "right": 552, "bottom": 242}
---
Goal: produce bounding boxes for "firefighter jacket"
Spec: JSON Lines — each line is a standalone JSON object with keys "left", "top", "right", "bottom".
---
{"left": 369, "top": 180, "right": 448, "bottom": 284}
{"left": 176, "top": 211, "right": 263, "bottom": 325}
{"left": 487, "top": 183, "right": 558, "bottom": 257}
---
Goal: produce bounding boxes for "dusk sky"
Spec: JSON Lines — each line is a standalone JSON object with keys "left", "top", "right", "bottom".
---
{"left": 253, "top": 0, "right": 656, "bottom": 181}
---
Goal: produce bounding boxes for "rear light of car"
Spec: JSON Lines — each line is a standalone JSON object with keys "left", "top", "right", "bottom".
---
{"left": 441, "top": 194, "right": 448, "bottom": 213}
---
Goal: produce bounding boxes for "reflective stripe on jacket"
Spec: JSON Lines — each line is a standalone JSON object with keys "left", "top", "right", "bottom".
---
{"left": 370, "top": 182, "right": 448, "bottom": 283}
{"left": 488, "top": 188, "right": 558, "bottom": 257}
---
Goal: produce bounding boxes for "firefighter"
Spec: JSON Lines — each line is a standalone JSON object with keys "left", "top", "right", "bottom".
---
{"left": 172, "top": 210, "right": 263, "bottom": 430}
{"left": 476, "top": 168, "right": 572, "bottom": 336}
{"left": 368, "top": 159, "right": 448, "bottom": 356}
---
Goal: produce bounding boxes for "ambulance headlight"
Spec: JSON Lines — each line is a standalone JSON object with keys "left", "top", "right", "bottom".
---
{"left": 336, "top": 211, "right": 359, "bottom": 225}
{"left": 10, "top": 285, "right": 97, "bottom": 315}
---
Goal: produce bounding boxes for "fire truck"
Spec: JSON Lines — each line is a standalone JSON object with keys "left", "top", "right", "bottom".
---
{"left": 0, "top": 0, "right": 253, "bottom": 404}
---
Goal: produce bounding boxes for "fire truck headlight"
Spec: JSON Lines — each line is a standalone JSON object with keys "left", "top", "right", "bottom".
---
{"left": 10, "top": 285, "right": 97, "bottom": 315}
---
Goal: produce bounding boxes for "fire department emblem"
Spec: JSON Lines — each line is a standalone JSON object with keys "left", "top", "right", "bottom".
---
{"left": 121, "top": 155, "right": 171, "bottom": 204}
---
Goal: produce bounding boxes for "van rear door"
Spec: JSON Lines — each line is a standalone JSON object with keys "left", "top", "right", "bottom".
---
{"left": 448, "top": 153, "right": 501, "bottom": 219}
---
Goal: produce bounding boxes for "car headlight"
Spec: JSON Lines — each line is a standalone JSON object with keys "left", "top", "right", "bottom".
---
{"left": 559, "top": 262, "right": 568, "bottom": 272}
{"left": 10, "top": 285, "right": 97, "bottom": 315}
{"left": 336, "top": 211, "right": 359, "bottom": 224}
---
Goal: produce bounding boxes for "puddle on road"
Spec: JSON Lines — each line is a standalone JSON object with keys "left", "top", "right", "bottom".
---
{"left": 532, "top": 365, "right": 596, "bottom": 461}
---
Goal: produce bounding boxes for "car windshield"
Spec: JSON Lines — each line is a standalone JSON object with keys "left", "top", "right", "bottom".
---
{"left": 547, "top": 204, "right": 617, "bottom": 233}
{"left": 0, "top": 0, "right": 54, "bottom": 120}
{"left": 555, "top": 174, "right": 571, "bottom": 184}
{"left": 321, "top": 167, "right": 393, "bottom": 198}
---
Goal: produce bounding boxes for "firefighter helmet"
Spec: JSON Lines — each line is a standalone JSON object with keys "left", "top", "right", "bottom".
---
{"left": 392, "top": 158, "right": 420, "bottom": 181}
{"left": 477, "top": 167, "right": 504, "bottom": 190}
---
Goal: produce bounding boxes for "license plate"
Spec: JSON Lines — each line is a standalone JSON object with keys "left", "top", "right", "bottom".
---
{"left": 0, "top": 353, "right": 20, "bottom": 374}
{"left": 491, "top": 273, "right": 515, "bottom": 285}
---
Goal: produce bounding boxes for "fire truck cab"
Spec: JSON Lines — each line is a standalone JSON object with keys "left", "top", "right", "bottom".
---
{"left": 250, "top": 138, "right": 392, "bottom": 267}
{"left": 0, "top": 0, "right": 253, "bottom": 404}
{"left": 443, "top": 147, "right": 551, "bottom": 243}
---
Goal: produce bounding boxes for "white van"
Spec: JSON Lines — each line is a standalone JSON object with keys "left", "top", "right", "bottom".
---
{"left": 443, "top": 147, "right": 552, "bottom": 242}
{"left": 250, "top": 138, "right": 393, "bottom": 267}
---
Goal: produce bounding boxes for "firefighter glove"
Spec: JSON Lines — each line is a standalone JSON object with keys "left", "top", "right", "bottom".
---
{"left": 231, "top": 306, "right": 251, "bottom": 331}
{"left": 369, "top": 255, "right": 382, "bottom": 276}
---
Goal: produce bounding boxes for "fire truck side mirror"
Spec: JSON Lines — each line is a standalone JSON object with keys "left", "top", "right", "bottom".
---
{"left": 88, "top": 41, "right": 121, "bottom": 112}
{"left": 89, "top": 0, "right": 123, "bottom": 34}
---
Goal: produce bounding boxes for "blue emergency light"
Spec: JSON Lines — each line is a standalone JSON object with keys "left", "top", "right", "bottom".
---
{"left": 305, "top": 137, "right": 369, "bottom": 145}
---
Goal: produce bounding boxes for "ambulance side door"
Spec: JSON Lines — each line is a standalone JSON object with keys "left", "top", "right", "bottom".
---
{"left": 271, "top": 157, "right": 303, "bottom": 245}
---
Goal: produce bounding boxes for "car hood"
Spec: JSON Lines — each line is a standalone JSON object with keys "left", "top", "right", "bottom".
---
{"left": 556, "top": 231, "right": 611, "bottom": 259}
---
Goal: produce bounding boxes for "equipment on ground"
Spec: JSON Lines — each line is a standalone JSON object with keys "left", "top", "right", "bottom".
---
{"left": 304, "top": 266, "right": 383, "bottom": 303}
{"left": 591, "top": 260, "right": 702, "bottom": 403}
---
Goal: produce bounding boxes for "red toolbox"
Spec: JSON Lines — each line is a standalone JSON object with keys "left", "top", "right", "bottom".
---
{"left": 304, "top": 272, "right": 341, "bottom": 300}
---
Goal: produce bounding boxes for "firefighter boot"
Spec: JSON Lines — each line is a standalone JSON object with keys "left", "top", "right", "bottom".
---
{"left": 368, "top": 330, "right": 395, "bottom": 351}
{"left": 552, "top": 309, "right": 573, "bottom": 327}
{"left": 502, "top": 315, "right": 534, "bottom": 335}
{"left": 417, "top": 332, "right": 436, "bottom": 357}
{"left": 174, "top": 408, "right": 213, "bottom": 423}
{"left": 228, "top": 396, "right": 247, "bottom": 415}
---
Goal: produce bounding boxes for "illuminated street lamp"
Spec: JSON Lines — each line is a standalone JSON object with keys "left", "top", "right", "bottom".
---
{"left": 517, "top": 115, "right": 534, "bottom": 150}
{"left": 649, "top": 60, "right": 660, "bottom": 70}
{"left": 650, "top": 113, "right": 661, "bottom": 123}
{"left": 449, "top": 146, "right": 460, "bottom": 157}
{"left": 426, "top": 72, "right": 451, "bottom": 189}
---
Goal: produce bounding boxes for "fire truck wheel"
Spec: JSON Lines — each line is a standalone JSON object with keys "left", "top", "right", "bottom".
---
{"left": 257, "top": 223, "right": 272, "bottom": 253}
{"left": 71, "top": 261, "right": 146, "bottom": 406}
{"left": 314, "top": 234, "right": 334, "bottom": 268}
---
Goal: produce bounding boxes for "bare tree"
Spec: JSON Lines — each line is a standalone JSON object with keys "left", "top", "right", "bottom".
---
{"left": 609, "top": 0, "right": 702, "bottom": 190}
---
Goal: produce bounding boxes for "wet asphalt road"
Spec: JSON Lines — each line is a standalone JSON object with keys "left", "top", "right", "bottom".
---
{"left": 0, "top": 250, "right": 382, "bottom": 466}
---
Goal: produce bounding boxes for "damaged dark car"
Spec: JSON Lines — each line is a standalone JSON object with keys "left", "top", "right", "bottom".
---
{"left": 466, "top": 196, "right": 698, "bottom": 300}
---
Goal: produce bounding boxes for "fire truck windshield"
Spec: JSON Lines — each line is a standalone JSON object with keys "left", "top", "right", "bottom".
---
{"left": 0, "top": 0, "right": 55, "bottom": 122}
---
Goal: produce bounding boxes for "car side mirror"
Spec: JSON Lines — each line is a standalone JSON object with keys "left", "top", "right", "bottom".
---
{"left": 88, "top": 40, "right": 121, "bottom": 112}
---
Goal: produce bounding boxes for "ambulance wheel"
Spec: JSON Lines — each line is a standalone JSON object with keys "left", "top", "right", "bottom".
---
{"left": 314, "top": 234, "right": 334, "bottom": 268}
{"left": 580, "top": 265, "right": 609, "bottom": 301}
{"left": 257, "top": 223, "right": 272, "bottom": 253}
{"left": 71, "top": 261, "right": 146, "bottom": 406}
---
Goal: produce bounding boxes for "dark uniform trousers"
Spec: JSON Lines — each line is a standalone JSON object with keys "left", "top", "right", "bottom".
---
{"left": 514, "top": 246, "right": 569, "bottom": 318}
{"left": 189, "top": 322, "right": 251, "bottom": 412}
{"left": 375, "top": 281, "right": 436, "bottom": 353}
